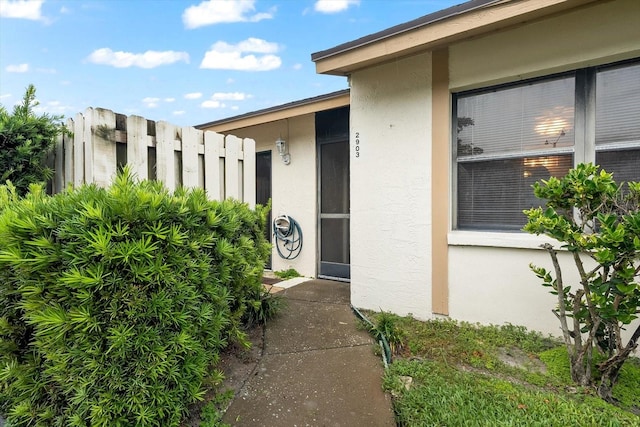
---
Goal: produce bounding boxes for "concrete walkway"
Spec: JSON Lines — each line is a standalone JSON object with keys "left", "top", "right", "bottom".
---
{"left": 222, "top": 279, "right": 396, "bottom": 427}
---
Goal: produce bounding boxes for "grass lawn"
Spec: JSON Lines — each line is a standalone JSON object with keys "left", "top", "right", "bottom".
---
{"left": 366, "top": 313, "right": 640, "bottom": 427}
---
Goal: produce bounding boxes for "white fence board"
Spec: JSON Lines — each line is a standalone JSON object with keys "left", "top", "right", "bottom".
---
{"left": 49, "top": 108, "right": 256, "bottom": 205}
{"left": 243, "top": 138, "right": 256, "bottom": 208}
{"left": 181, "top": 126, "right": 200, "bottom": 189}
{"left": 92, "top": 108, "right": 117, "bottom": 188}
{"left": 225, "top": 135, "right": 241, "bottom": 200}
{"left": 156, "top": 121, "right": 176, "bottom": 192}
{"left": 73, "top": 112, "right": 84, "bottom": 186}
{"left": 204, "top": 131, "right": 224, "bottom": 201}
{"left": 127, "top": 115, "right": 148, "bottom": 180}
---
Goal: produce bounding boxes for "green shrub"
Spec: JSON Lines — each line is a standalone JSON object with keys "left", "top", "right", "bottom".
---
{"left": 0, "top": 169, "right": 270, "bottom": 426}
{"left": 243, "top": 286, "right": 286, "bottom": 327}
{"left": 524, "top": 163, "right": 640, "bottom": 401}
{"left": 0, "top": 84, "right": 67, "bottom": 195}
{"left": 273, "top": 268, "right": 301, "bottom": 279}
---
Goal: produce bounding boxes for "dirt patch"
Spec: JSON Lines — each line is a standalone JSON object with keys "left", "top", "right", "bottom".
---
{"left": 182, "top": 324, "right": 265, "bottom": 426}
{"left": 497, "top": 347, "right": 547, "bottom": 374}
{"left": 218, "top": 324, "right": 265, "bottom": 400}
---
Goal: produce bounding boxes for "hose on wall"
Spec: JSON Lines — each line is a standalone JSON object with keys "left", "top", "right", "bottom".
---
{"left": 273, "top": 215, "right": 303, "bottom": 260}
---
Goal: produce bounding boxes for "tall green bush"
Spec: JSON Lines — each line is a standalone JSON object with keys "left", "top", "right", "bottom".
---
{"left": 524, "top": 163, "right": 640, "bottom": 402}
{"left": 0, "top": 169, "right": 270, "bottom": 426}
{"left": 0, "top": 84, "right": 67, "bottom": 195}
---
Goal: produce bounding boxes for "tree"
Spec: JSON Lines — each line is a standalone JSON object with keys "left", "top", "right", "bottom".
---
{"left": 523, "top": 163, "right": 640, "bottom": 403}
{"left": 0, "top": 84, "right": 67, "bottom": 195}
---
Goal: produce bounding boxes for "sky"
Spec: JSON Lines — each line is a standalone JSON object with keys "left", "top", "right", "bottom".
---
{"left": 1, "top": 0, "right": 460, "bottom": 127}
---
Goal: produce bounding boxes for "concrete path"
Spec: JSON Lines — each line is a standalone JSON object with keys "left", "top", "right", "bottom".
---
{"left": 222, "top": 279, "right": 396, "bottom": 426}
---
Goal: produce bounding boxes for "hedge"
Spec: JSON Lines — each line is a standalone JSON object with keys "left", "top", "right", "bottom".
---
{"left": 0, "top": 169, "right": 270, "bottom": 426}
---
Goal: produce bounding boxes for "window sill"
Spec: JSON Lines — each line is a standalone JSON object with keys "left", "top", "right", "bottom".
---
{"left": 448, "top": 230, "right": 563, "bottom": 250}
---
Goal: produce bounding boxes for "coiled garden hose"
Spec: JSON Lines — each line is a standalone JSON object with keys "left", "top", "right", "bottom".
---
{"left": 272, "top": 215, "right": 303, "bottom": 260}
{"left": 351, "top": 305, "right": 392, "bottom": 367}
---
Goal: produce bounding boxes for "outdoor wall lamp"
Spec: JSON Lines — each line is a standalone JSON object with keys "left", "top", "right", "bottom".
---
{"left": 275, "top": 137, "right": 291, "bottom": 165}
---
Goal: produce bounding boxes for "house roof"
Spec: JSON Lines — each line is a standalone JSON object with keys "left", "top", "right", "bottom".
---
{"left": 196, "top": 89, "right": 350, "bottom": 133}
{"left": 312, "top": 0, "right": 600, "bottom": 76}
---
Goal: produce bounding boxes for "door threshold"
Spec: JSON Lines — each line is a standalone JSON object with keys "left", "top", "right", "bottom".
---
{"left": 318, "top": 275, "right": 351, "bottom": 283}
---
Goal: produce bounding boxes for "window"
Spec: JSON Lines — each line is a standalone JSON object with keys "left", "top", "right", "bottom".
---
{"left": 453, "top": 60, "right": 640, "bottom": 231}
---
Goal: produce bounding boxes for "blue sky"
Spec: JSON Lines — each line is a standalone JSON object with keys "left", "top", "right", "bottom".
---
{"left": 1, "top": 0, "right": 459, "bottom": 126}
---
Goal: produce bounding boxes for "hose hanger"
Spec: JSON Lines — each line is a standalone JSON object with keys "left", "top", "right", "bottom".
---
{"left": 273, "top": 215, "right": 303, "bottom": 260}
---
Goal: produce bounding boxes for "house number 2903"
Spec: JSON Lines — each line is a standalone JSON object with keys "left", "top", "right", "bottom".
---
{"left": 355, "top": 132, "right": 360, "bottom": 158}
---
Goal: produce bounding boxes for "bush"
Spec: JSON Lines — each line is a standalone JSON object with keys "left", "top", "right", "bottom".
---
{"left": 524, "top": 163, "right": 640, "bottom": 402}
{"left": 0, "top": 169, "right": 270, "bottom": 426}
{"left": 0, "top": 84, "right": 67, "bottom": 195}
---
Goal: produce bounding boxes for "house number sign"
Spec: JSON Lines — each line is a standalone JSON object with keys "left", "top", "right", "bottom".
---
{"left": 355, "top": 132, "right": 360, "bottom": 158}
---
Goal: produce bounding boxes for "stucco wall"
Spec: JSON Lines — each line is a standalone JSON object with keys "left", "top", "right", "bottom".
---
{"left": 446, "top": 0, "right": 640, "bottom": 338}
{"left": 223, "top": 116, "right": 318, "bottom": 278}
{"left": 449, "top": 0, "right": 640, "bottom": 91}
{"left": 449, "top": 245, "right": 566, "bottom": 335}
{"left": 349, "top": 52, "right": 433, "bottom": 319}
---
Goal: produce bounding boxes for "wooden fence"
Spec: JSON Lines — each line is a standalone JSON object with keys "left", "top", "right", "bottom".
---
{"left": 49, "top": 107, "right": 255, "bottom": 206}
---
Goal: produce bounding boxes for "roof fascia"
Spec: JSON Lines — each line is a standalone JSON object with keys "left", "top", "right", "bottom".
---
{"left": 313, "top": 0, "right": 601, "bottom": 76}
{"left": 197, "top": 90, "right": 350, "bottom": 133}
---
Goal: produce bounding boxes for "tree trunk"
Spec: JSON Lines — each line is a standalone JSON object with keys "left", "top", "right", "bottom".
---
{"left": 598, "top": 324, "right": 640, "bottom": 402}
{"left": 570, "top": 348, "right": 592, "bottom": 386}
{"left": 597, "top": 355, "right": 625, "bottom": 402}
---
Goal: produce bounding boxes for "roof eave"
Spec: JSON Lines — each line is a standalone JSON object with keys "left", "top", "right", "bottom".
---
{"left": 196, "top": 89, "right": 350, "bottom": 132}
{"left": 312, "top": 0, "right": 601, "bottom": 76}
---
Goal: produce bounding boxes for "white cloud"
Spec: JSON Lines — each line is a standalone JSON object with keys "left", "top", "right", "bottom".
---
{"left": 0, "top": 93, "right": 12, "bottom": 100}
{"left": 314, "top": 0, "right": 359, "bottom": 13}
{"left": 183, "top": 0, "right": 273, "bottom": 29}
{"left": 173, "top": 110, "right": 186, "bottom": 116}
{"left": 6, "top": 63, "right": 29, "bottom": 73}
{"left": 33, "top": 100, "right": 74, "bottom": 115}
{"left": 164, "top": 97, "right": 175, "bottom": 102}
{"left": 184, "top": 92, "right": 203, "bottom": 100}
{"left": 201, "top": 100, "right": 225, "bottom": 109}
{"left": 293, "top": 63, "right": 302, "bottom": 70}
{"left": 200, "top": 38, "right": 281, "bottom": 71}
{"left": 211, "top": 92, "right": 248, "bottom": 101}
{"left": 36, "top": 67, "right": 56, "bottom": 73}
{"left": 142, "top": 97, "right": 160, "bottom": 108}
{"left": 0, "top": 0, "right": 44, "bottom": 20}
{"left": 198, "top": 92, "right": 249, "bottom": 110}
{"left": 87, "top": 48, "right": 189, "bottom": 69}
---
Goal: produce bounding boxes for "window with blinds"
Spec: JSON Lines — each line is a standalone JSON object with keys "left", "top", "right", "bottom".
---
{"left": 595, "top": 63, "right": 640, "bottom": 188}
{"left": 453, "top": 60, "right": 640, "bottom": 231}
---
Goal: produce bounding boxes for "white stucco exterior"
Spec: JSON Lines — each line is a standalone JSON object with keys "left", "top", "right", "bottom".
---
{"left": 222, "top": 116, "right": 318, "bottom": 278}
{"left": 349, "top": 52, "right": 433, "bottom": 319}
